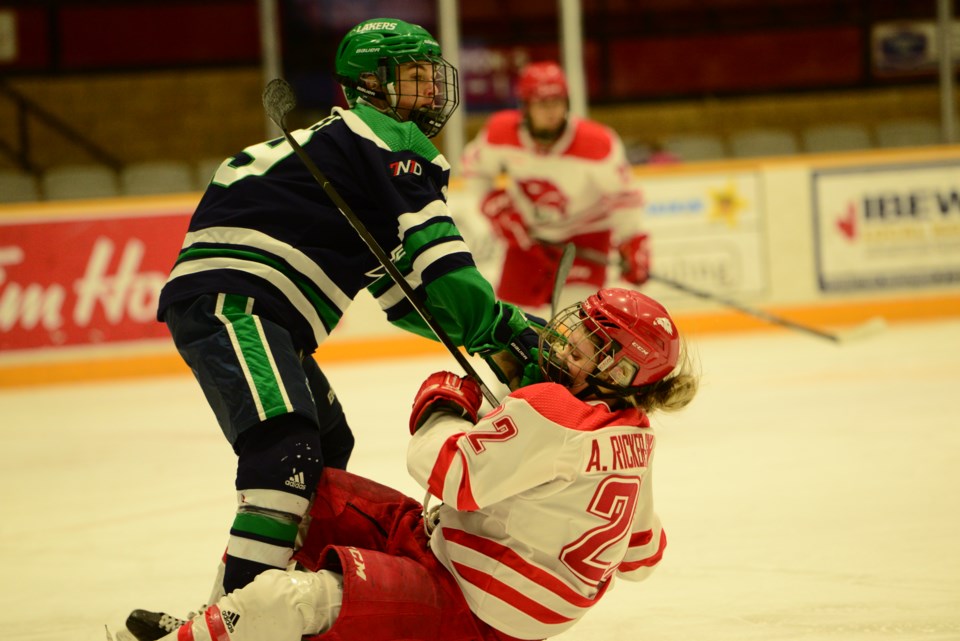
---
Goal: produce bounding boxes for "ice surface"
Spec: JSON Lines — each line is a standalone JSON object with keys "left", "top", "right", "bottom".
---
{"left": 2, "top": 319, "right": 958, "bottom": 640}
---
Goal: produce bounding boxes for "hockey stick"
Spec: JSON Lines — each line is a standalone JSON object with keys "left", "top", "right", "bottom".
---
{"left": 570, "top": 245, "right": 886, "bottom": 344}
{"left": 262, "top": 78, "right": 499, "bottom": 405}
{"left": 550, "top": 243, "right": 577, "bottom": 318}
{"left": 647, "top": 273, "right": 886, "bottom": 343}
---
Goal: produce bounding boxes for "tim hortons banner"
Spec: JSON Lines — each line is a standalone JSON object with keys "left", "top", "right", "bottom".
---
{"left": 0, "top": 200, "right": 193, "bottom": 355}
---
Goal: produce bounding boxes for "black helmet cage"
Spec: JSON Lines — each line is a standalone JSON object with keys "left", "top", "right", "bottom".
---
{"left": 539, "top": 302, "right": 641, "bottom": 401}
{"left": 354, "top": 53, "right": 459, "bottom": 139}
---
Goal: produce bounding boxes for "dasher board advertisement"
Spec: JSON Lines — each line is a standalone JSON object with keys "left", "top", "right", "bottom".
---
{"left": 0, "top": 206, "right": 190, "bottom": 355}
{"left": 638, "top": 171, "right": 768, "bottom": 302}
{"left": 812, "top": 160, "right": 960, "bottom": 293}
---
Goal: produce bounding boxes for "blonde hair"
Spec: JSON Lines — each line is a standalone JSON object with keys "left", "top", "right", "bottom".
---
{"left": 627, "top": 338, "right": 699, "bottom": 413}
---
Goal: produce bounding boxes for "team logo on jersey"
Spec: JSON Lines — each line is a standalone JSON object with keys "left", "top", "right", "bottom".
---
{"left": 518, "top": 178, "right": 569, "bottom": 218}
{"left": 365, "top": 245, "right": 405, "bottom": 280}
{"left": 390, "top": 159, "right": 423, "bottom": 176}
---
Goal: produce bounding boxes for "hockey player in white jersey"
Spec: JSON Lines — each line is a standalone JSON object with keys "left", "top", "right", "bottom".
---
{"left": 461, "top": 61, "right": 650, "bottom": 314}
{"left": 118, "top": 288, "right": 697, "bottom": 641}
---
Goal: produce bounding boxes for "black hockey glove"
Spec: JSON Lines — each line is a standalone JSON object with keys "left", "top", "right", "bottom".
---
{"left": 483, "top": 303, "right": 545, "bottom": 390}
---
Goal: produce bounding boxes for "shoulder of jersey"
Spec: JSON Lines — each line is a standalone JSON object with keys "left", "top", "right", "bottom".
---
{"left": 565, "top": 118, "right": 616, "bottom": 161}
{"left": 483, "top": 110, "right": 524, "bottom": 147}
{"left": 509, "top": 382, "right": 646, "bottom": 431}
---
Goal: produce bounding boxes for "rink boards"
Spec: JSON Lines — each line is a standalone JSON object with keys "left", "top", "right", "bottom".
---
{"left": 1, "top": 144, "right": 958, "bottom": 387}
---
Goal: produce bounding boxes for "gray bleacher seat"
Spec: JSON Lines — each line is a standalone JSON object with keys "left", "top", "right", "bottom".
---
{"left": 802, "top": 123, "right": 873, "bottom": 153}
{"left": 195, "top": 157, "right": 227, "bottom": 189}
{"left": 121, "top": 160, "right": 195, "bottom": 195}
{"left": 729, "top": 128, "right": 799, "bottom": 158}
{"left": 660, "top": 133, "right": 727, "bottom": 161}
{"left": 0, "top": 170, "right": 41, "bottom": 203}
{"left": 875, "top": 118, "right": 940, "bottom": 148}
{"left": 42, "top": 164, "right": 120, "bottom": 200}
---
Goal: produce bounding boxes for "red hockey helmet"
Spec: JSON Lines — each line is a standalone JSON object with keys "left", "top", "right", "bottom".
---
{"left": 516, "top": 61, "right": 568, "bottom": 102}
{"left": 540, "top": 288, "right": 680, "bottom": 398}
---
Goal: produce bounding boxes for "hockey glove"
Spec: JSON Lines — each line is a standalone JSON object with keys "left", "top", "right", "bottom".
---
{"left": 618, "top": 233, "right": 651, "bottom": 285}
{"left": 480, "top": 188, "right": 534, "bottom": 250}
{"left": 483, "top": 303, "right": 546, "bottom": 390}
{"left": 410, "top": 371, "right": 483, "bottom": 434}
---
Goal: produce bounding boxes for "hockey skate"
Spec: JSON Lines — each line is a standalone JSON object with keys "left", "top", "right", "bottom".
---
{"left": 123, "top": 608, "right": 194, "bottom": 641}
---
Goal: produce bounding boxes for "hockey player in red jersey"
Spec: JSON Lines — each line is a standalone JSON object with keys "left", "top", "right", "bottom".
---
{"left": 117, "top": 288, "right": 697, "bottom": 641}
{"left": 461, "top": 62, "right": 650, "bottom": 313}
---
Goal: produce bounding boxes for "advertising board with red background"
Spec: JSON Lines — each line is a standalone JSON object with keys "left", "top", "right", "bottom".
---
{"left": 0, "top": 200, "right": 194, "bottom": 355}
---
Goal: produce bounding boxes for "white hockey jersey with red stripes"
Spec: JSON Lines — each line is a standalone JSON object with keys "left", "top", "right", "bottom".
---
{"left": 460, "top": 109, "right": 644, "bottom": 243}
{"left": 407, "top": 382, "right": 666, "bottom": 640}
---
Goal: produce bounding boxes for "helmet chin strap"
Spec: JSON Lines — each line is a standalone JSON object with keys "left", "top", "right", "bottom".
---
{"left": 341, "top": 75, "right": 442, "bottom": 136}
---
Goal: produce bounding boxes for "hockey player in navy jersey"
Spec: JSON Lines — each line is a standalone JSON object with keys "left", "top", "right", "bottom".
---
{"left": 117, "top": 288, "right": 698, "bottom": 641}
{"left": 139, "top": 17, "right": 544, "bottom": 627}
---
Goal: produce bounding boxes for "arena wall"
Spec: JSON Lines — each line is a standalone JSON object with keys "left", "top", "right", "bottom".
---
{"left": 1, "top": 144, "right": 958, "bottom": 387}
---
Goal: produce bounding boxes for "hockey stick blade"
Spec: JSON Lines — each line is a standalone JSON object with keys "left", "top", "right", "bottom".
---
{"left": 263, "top": 78, "right": 297, "bottom": 130}
{"left": 831, "top": 316, "right": 887, "bottom": 343}
{"left": 550, "top": 243, "right": 577, "bottom": 318}
{"left": 260, "top": 79, "right": 499, "bottom": 406}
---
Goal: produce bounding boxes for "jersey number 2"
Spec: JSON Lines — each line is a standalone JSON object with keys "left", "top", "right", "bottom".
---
{"left": 465, "top": 416, "right": 518, "bottom": 454}
{"left": 559, "top": 476, "right": 640, "bottom": 586}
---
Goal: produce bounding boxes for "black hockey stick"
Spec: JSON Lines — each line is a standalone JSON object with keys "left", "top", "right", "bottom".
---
{"left": 262, "top": 78, "right": 498, "bottom": 405}
{"left": 647, "top": 272, "right": 886, "bottom": 343}
{"left": 550, "top": 243, "right": 577, "bottom": 318}
{"left": 570, "top": 245, "right": 885, "bottom": 344}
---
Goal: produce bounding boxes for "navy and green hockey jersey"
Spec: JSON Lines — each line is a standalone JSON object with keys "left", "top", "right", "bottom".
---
{"left": 158, "top": 104, "right": 521, "bottom": 355}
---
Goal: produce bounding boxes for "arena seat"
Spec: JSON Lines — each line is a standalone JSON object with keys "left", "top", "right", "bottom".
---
{"left": 802, "top": 123, "right": 873, "bottom": 153}
{"left": 729, "top": 128, "right": 799, "bottom": 158}
{"left": 195, "top": 157, "right": 226, "bottom": 189}
{"left": 0, "top": 170, "right": 41, "bottom": 203}
{"left": 875, "top": 118, "right": 940, "bottom": 148}
{"left": 121, "top": 161, "right": 196, "bottom": 195}
{"left": 660, "top": 133, "right": 727, "bottom": 161}
{"left": 43, "top": 164, "right": 120, "bottom": 200}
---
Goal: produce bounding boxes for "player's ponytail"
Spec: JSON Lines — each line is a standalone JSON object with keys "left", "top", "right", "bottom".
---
{"left": 627, "top": 339, "right": 699, "bottom": 413}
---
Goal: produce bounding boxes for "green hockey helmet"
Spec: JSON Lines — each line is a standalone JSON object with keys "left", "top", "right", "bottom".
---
{"left": 335, "top": 18, "right": 459, "bottom": 138}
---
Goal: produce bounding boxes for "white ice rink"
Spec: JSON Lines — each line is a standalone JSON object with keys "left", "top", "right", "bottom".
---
{"left": 3, "top": 318, "right": 959, "bottom": 641}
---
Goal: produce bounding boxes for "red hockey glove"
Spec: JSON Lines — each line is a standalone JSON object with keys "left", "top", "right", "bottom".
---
{"left": 480, "top": 188, "right": 533, "bottom": 250}
{"left": 618, "top": 233, "right": 651, "bottom": 285}
{"left": 409, "top": 371, "right": 483, "bottom": 434}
